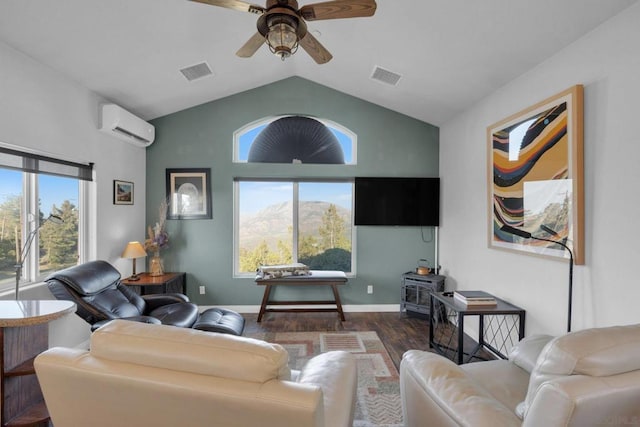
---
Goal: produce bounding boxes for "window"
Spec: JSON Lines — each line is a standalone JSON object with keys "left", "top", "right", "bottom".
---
{"left": 233, "top": 116, "right": 357, "bottom": 276}
{"left": 0, "top": 146, "right": 92, "bottom": 293}
{"left": 235, "top": 180, "right": 354, "bottom": 276}
{"left": 234, "top": 116, "right": 357, "bottom": 164}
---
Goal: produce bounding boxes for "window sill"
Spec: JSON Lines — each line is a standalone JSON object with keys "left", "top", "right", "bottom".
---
{"left": 0, "top": 281, "right": 48, "bottom": 299}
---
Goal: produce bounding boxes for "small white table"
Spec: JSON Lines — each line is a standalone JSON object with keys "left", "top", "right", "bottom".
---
{"left": 0, "top": 300, "right": 76, "bottom": 426}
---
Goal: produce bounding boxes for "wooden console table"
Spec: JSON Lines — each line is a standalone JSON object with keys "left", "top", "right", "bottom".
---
{"left": 0, "top": 300, "right": 75, "bottom": 427}
{"left": 122, "top": 272, "right": 186, "bottom": 295}
{"left": 255, "top": 271, "right": 347, "bottom": 322}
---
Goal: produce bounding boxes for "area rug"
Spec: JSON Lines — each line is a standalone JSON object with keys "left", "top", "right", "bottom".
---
{"left": 245, "top": 331, "right": 403, "bottom": 427}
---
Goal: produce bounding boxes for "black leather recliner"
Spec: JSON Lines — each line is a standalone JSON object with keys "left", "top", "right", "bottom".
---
{"left": 46, "top": 260, "right": 245, "bottom": 335}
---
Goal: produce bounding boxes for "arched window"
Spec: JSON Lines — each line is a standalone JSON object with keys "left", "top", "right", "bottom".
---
{"left": 233, "top": 116, "right": 357, "bottom": 276}
{"left": 234, "top": 115, "right": 356, "bottom": 164}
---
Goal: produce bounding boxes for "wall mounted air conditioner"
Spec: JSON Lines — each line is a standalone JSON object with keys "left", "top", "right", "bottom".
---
{"left": 99, "top": 103, "right": 155, "bottom": 147}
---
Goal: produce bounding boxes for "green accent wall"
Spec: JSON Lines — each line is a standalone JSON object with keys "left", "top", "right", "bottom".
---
{"left": 147, "top": 77, "right": 439, "bottom": 306}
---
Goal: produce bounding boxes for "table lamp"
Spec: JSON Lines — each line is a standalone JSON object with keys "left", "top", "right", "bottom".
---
{"left": 121, "top": 241, "right": 147, "bottom": 281}
{"left": 500, "top": 224, "right": 574, "bottom": 332}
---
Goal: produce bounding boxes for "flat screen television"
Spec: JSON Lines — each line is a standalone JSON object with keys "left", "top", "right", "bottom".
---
{"left": 354, "top": 177, "right": 440, "bottom": 226}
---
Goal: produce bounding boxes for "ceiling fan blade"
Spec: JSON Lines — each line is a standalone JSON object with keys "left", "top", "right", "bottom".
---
{"left": 299, "top": 32, "right": 333, "bottom": 64}
{"left": 299, "top": 0, "right": 376, "bottom": 21}
{"left": 236, "top": 32, "right": 266, "bottom": 57}
{"left": 188, "top": 0, "right": 265, "bottom": 14}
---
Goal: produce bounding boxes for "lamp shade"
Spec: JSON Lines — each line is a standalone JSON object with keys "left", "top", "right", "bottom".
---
{"left": 121, "top": 241, "right": 147, "bottom": 259}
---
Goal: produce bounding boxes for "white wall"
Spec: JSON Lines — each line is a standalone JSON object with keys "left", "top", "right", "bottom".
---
{"left": 439, "top": 3, "right": 640, "bottom": 337}
{"left": 0, "top": 41, "right": 148, "bottom": 346}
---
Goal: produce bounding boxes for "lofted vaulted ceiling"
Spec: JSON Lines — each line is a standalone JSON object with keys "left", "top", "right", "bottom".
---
{"left": 0, "top": 0, "right": 636, "bottom": 125}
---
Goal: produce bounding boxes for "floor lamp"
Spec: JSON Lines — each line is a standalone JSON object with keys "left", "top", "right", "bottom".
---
{"left": 500, "top": 224, "right": 574, "bottom": 332}
{"left": 14, "top": 214, "right": 64, "bottom": 300}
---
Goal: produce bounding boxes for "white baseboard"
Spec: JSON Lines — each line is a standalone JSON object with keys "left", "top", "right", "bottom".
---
{"left": 199, "top": 304, "right": 400, "bottom": 314}
{"left": 342, "top": 304, "right": 400, "bottom": 313}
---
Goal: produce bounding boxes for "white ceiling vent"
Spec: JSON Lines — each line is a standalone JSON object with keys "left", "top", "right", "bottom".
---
{"left": 180, "top": 62, "right": 213, "bottom": 82}
{"left": 371, "top": 66, "right": 402, "bottom": 86}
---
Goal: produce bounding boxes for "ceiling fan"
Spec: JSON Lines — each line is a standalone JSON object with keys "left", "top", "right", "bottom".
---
{"left": 189, "top": 0, "right": 377, "bottom": 64}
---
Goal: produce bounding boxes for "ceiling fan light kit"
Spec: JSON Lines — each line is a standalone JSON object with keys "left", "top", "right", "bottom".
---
{"left": 267, "top": 21, "right": 298, "bottom": 60}
{"left": 259, "top": 12, "right": 305, "bottom": 60}
{"left": 189, "top": 0, "right": 377, "bottom": 64}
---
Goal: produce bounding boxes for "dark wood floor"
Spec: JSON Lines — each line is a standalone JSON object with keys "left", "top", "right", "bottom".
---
{"left": 243, "top": 311, "right": 432, "bottom": 370}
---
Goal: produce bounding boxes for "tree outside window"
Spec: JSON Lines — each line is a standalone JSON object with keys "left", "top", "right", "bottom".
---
{"left": 0, "top": 169, "right": 80, "bottom": 289}
{"left": 236, "top": 181, "right": 353, "bottom": 275}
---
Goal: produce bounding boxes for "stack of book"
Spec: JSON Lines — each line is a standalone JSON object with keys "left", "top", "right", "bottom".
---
{"left": 453, "top": 290, "right": 497, "bottom": 306}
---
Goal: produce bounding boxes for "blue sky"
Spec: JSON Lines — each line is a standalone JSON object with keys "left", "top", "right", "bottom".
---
{"left": 0, "top": 169, "right": 78, "bottom": 214}
{"left": 239, "top": 181, "right": 352, "bottom": 215}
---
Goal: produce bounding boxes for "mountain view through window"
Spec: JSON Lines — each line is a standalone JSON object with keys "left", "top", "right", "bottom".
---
{"left": 236, "top": 181, "right": 353, "bottom": 275}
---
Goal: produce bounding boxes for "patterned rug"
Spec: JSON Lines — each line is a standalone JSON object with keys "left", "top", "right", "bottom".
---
{"left": 245, "top": 331, "right": 403, "bottom": 427}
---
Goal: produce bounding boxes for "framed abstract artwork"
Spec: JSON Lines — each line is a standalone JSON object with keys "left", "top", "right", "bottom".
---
{"left": 487, "top": 85, "right": 584, "bottom": 264}
{"left": 165, "top": 168, "right": 212, "bottom": 220}
{"left": 113, "top": 180, "right": 134, "bottom": 205}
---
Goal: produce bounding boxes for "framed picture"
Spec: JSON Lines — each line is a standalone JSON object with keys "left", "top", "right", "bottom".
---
{"left": 487, "top": 85, "right": 584, "bottom": 264}
{"left": 165, "top": 168, "right": 212, "bottom": 220}
{"left": 113, "top": 180, "right": 134, "bottom": 205}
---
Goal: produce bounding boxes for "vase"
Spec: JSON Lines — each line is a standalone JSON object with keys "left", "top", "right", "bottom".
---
{"left": 149, "top": 252, "right": 164, "bottom": 276}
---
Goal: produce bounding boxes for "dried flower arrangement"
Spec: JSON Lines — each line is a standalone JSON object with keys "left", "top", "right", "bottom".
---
{"left": 145, "top": 198, "right": 169, "bottom": 255}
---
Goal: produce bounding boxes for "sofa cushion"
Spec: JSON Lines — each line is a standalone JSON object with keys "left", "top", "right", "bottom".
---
{"left": 86, "top": 286, "right": 143, "bottom": 318}
{"left": 91, "top": 320, "right": 291, "bottom": 382}
{"left": 520, "top": 323, "right": 640, "bottom": 418}
{"left": 148, "top": 302, "right": 199, "bottom": 328}
{"left": 46, "top": 260, "right": 121, "bottom": 296}
{"left": 192, "top": 307, "right": 246, "bottom": 336}
{"left": 461, "top": 359, "right": 530, "bottom": 414}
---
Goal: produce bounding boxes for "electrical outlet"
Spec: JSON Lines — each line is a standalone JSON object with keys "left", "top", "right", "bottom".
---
{"left": 199, "top": 286, "right": 206, "bottom": 295}
{"left": 367, "top": 285, "right": 373, "bottom": 294}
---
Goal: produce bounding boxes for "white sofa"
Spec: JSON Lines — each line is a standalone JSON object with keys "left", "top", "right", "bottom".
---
{"left": 35, "top": 319, "right": 357, "bottom": 427}
{"left": 400, "top": 324, "right": 640, "bottom": 426}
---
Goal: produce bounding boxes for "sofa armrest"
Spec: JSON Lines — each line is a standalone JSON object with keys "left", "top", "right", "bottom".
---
{"left": 400, "top": 350, "right": 521, "bottom": 427}
{"left": 142, "top": 293, "right": 190, "bottom": 311}
{"left": 296, "top": 351, "right": 357, "bottom": 427}
{"left": 523, "top": 370, "right": 640, "bottom": 426}
{"left": 521, "top": 324, "right": 640, "bottom": 420}
{"left": 509, "top": 335, "right": 554, "bottom": 373}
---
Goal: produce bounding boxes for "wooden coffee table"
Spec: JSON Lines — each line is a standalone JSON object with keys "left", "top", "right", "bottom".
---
{"left": 255, "top": 271, "right": 348, "bottom": 322}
